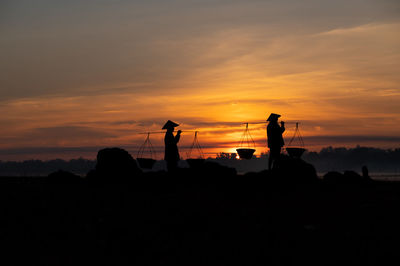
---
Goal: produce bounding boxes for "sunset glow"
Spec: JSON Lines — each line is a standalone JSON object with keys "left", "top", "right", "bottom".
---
{"left": 1, "top": 0, "right": 399, "bottom": 160}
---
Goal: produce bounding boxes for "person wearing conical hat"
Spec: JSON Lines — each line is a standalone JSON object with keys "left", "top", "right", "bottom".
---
{"left": 163, "top": 120, "right": 181, "bottom": 172}
{"left": 267, "top": 113, "right": 285, "bottom": 170}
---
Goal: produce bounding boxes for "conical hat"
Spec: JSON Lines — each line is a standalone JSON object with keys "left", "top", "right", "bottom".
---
{"left": 162, "top": 120, "right": 179, "bottom": 129}
{"left": 267, "top": 113, "right": 281, "bottom": 121}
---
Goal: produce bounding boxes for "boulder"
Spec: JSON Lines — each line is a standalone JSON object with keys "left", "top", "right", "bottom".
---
{"left": 323, "top": 171, "right": 345, "bottom": 184}
{"left": 46, "top": 170, "right": 83, "bottom": 184}
{"left": 201, "top": 161, "right": 237, "bottom": 177}
{"left": 323, "top": 169, "right": 371, "bottom": 184}
{"left": 273, "top": 155, "right": 318, "bottom": 183}
{"left": 87, "top": 148, "right": 141, "bottom": 183}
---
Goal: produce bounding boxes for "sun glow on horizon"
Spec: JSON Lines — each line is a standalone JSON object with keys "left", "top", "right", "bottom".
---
{"left": 0, "top": 1, "right": 399, "bottom": 160}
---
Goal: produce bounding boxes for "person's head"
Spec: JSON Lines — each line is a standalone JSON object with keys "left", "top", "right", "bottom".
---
{"left": 162, "top": 120, "right": 179, "bottom": 132}
{"left": 267, "top": 113, "right": 281, "bottom": 123}
{"left": 269, "top": 117, "right": 278, "bottom": 123}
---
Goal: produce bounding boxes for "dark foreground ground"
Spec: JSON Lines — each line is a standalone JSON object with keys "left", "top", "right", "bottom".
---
{"left": 1, "top": 172, "right": 400, "bottom": 266}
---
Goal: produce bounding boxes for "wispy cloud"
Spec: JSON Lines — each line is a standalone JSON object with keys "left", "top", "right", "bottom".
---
{"left": 0, "top": 1, "right": 399, "bottom": 159}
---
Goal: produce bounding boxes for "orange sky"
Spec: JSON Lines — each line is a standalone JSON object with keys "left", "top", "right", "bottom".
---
{"left": 1, "top": 1, "right": 399, "bottom": 160}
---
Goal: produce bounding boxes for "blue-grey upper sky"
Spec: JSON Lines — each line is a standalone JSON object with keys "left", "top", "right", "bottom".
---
{"left": 1, "top": 0, "right": 399, "bottom": 99}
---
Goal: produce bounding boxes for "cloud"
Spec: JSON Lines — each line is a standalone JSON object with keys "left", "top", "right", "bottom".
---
{"left": 1, "top": 0, "right": 399, "bottom": 101}
{"left": 318, "top": 23, "right": 384, "bottom": 36}
{"left": 0, "top": 146, "right": 101, "bottom": 156}
{"left": 1, "top": 132, "right": 399, "bottom": 161}
{"left": 108, "top": 120, "right": 138, "bottom": 126}
{"left": 0, "top": 126, "right": 116, "bottom": 147}
{"left": 0, "top": 1, "right": 400, "bottom": 160}
{"left": 303, "top": 135, "right": 400, "bottom": 143}
{"left": 200, "top": 134, "right": 400, "bottom": 149}
{"left": 31, "top": 126, "right": 115, "bottom": 139}
{"left": 200, "top": 98, "right": 296, "bottom": 107}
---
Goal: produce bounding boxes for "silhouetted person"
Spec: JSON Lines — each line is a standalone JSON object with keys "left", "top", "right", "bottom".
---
{"left": 267, "top": 113, "right": 285, "bottom": 170}
{"left": 163, "top": 120, "right": 181, "bottom": 172}
{"left": 362, "top": 166, "right": 368, "bottom": 177}
{"left": 362, "top": 165, "right": 371, "bottom": 181}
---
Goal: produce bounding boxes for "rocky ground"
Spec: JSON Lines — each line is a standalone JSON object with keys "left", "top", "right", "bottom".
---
{"left": 0, "top": 148, "right": 399, "bottom": 265}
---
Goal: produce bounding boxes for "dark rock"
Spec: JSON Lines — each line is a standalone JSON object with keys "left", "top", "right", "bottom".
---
{"left": 201, "top": 161, "right": 237, "bottom": 177}
{"left": 273, "top": 155, "right": 318, "bottom": 183}
{"left": 46, "top": 170, "right": 83, "bottom": 184}
{"left": 324, "top": 169, "right": 371, "bottom": 184}
{"left": 344, "top": 170, "right": 372, "bottom": 183}
{"left": 323, "top": 171, "right": 344, "bottom": 184}
{"left": 87, "top": 148, "right": 141, "bottom": 183}
{"left": 344, "top": 170, "right": 362, "bottom": 180}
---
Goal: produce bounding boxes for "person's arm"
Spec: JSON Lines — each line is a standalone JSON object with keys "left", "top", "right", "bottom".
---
{"left": 175, "top": 130, "right": 182, "bottom": 143}
{"left": 280, "top": 121, "right": 285, "bottom": 133}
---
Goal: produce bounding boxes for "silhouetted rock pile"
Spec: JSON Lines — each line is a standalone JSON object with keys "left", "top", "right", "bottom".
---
{"left": 3, "top": 148, "right": 400, "bottom": 265}
{"left": 46, "top": 170, "right": 83, "bottom": 184}
{"left": 324, "top": 168, "right": 372, "bottom": 184}
{"left": 45, "top": 149, "right": 379, "bottom": 189}
{"left": 84, "top": 148, "right": 237, "bottom": 182}
{"left": 47, "top": 149, "right": 320, "bottom": 184}
{"left": 241, "top": 155, "right": 317, "bottom": 181}
{"left": 86, "top": 147, "right": 142, "bottom": 183}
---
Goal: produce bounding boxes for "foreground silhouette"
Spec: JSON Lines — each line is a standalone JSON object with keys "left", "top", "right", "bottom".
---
{"left": 163, "top": 120, "right": 181, "bottom": 172}
{"left": 267, "top": 113, "right": 285, "bottom": 170}
{"left": 86, "top": 147, "right": 141, "bottom": 183}
{"left": 1, "top": 147, "right": 399, "bottom": 176}
{"left": 1, "top": 148, "right": 400, "bottom": 265}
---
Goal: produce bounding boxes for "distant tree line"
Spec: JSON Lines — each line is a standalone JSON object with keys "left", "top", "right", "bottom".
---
{"left": 213, "top": 146, "right": 400, "bottom": 174}
{"left": 0, "top": 158, "right": 95, "bottom": 176}
{"left": 303, "top": 146, "right": 400, "bottom": 173}
{"left": 0, "top": 146, "right": 399, "bottom": 176}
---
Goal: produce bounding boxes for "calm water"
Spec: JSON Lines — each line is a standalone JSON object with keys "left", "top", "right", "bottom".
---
{"left": 317, "top": 173, "right": 400, "bottom": 181}
{"left": 370, "top": 173, "right": 400, "bottom": 181}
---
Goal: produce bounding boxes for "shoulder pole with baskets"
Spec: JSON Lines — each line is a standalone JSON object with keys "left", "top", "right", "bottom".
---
{"left": 136, "top": 132, "right": 157, "bottom": 169}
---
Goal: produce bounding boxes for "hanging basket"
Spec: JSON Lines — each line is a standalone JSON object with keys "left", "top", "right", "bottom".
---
{"left": 285, "top": 123, "right": 306, "bottom": 158}
{"left": 137, "top": 158, "right": 157, "bottom": 169}
{"left": 186, "top": 131, "right": 206, "bottom": 168}
{"left": 236, "top": 148, "right": 256, "bottom": 159}
{"left": 236, "top": 123, "right": 256, "bottom": 160}
{"left": 137, "top": 133, "right": 157, "bottom": 169}
{"left": 286, "top": 147, "right": 306, "bottom": 158}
